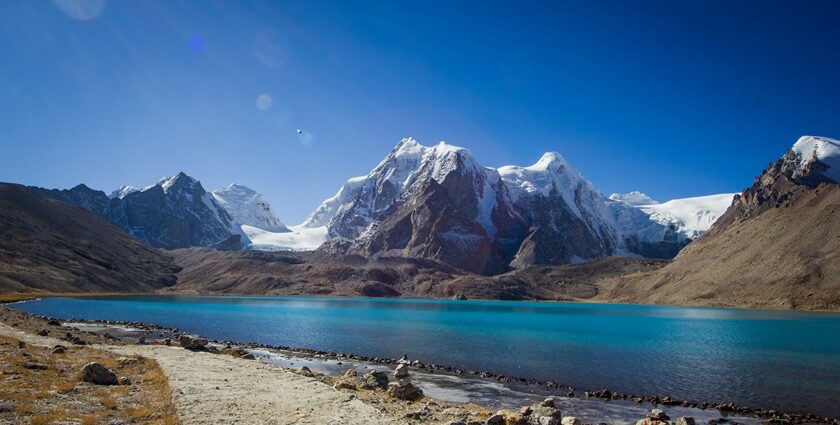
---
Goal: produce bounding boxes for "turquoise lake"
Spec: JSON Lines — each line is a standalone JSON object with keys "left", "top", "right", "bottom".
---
{"left": 13, "top": 295, "right": 840, "bottom": 417}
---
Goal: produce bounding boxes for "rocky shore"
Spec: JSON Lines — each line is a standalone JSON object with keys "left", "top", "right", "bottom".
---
{"left": 2, "top": 305, "right": 836, "bottom": 424}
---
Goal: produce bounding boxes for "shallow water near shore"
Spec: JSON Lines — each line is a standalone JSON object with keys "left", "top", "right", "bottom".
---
{"left": 14, "top": 295, "right": 840, "bottom": 418}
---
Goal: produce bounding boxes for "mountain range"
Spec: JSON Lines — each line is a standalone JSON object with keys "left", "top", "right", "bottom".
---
{"left": 3, "top": 134, "right": 838, "bottom": 309}
{"left": 26, "top": 138, "right": 734, "bottom": 274}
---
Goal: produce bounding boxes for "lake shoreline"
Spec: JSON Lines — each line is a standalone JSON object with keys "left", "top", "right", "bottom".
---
{"left": 5, "top": 302, "right": 836, "bottom": 425}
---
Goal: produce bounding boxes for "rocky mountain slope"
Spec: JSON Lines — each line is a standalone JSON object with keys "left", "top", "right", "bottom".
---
{"left": 33, "top": 172, "right": 236, "bottom": 249}
{"left": 0, "top": 183, "right": 179, "bottom": 293}
{"left": 304, "top": 138, "right": 697, "bottom": 274}
{"left": 596, "top": 136, "right": 840, "bottom": 310}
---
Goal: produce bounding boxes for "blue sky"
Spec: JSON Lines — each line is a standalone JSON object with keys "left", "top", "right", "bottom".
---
{"left": 1, "top": 0, "right": 839, "bottom": 223}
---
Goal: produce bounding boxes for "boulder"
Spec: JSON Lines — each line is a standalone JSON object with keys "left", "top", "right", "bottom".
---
{"left": 646, "top": 409, "right": 670, "bottom": 421}
{"left": 386, "top": 382, "right": 423, "bottom": 401}
{"left": 333, "top": 379, "right": 357, "bottom": 390}
{"left": 394, "top": 363, "right": 410, "bottom": 378}
{"left": 81, "top": 362, "right": 118, "bottom": 385}
{"left": 360, "top": 371, "right": 390, "bottom": 390}
{"left": 676, "top": 417, "right": 696, "bottom": 425}
{"left": 485, "top": 413, "right": 505, "bottom": 425}
{"left": 530, "top": 402, "right": 562, "bottom": 421}
{"left": 562, "top": 417, "right": 582, "bottom": 425}
{"left": 179, "top": 335, "right": 208, "bottom": 350}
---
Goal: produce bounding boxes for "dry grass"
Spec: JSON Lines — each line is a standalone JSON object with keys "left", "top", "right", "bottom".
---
{"left": 0, "top": 334, "right": 178, "bottom": 424}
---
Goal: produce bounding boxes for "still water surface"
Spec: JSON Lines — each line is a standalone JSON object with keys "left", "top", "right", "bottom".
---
{"left": 14, "top": 296, "right": 840, "bottom": 417}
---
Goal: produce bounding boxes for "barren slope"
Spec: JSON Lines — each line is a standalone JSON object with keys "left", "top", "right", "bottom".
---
{"left": 595, "top": 184, "right": 840, "bottom": 310}
{"left": 0, "top": 183, "right": 179, "bottom": 293}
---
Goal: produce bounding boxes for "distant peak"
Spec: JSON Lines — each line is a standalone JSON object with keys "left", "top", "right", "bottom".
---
{"left": 159, "top": 172, "right": 199, "bottom": 192}
{"left": 609, "top": 191, "right": 659, "bottom": 206}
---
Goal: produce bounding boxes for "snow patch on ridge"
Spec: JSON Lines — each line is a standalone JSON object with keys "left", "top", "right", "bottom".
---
{"left": 791, "top": 135, "right": 840, "bottom": 182}
{"left": 609, "top": 191, "right": 658, "bottom": 206}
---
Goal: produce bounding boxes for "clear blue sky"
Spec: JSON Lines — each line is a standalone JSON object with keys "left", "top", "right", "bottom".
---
{"left": 1, "top": 0, "right": 839, "bottom": 223}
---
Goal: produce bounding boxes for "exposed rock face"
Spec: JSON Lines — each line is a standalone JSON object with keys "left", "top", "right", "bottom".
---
{"left": 81, "top": 362, "right": 118, "bottom": 385}
{"left": 32, "top": 172, "right": 235, "bottom": 249}
{"left": 308, "top": 138, "right": 691, "bottom": 274}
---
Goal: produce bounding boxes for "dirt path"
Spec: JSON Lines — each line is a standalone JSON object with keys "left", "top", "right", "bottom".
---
{"left": 0, "top": 323, "right": 397, "bottom": 425}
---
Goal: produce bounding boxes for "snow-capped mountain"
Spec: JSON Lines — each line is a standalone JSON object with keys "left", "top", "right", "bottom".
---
{"left": 608, "top": 191, "right": 658, "bottom": 206}
{"left": 109, "top": 185, "right": 139, "bottom": 199}
{"left": 307, "top": 138, "right": 695, "bottom": 273}
{"left": 212, "top": 184, "right": 288, "bottom": 232}
{"left": 787, "top": 135, "right": 840, "bottom": 183}
{"left": 710, "top": 135, "right": 840, "bottom": 235}
{"left": 610, "top": 192, "right": 736, "bottom": 239}
{"left": 33, "top": 172, "right": 236, "bottom": 249}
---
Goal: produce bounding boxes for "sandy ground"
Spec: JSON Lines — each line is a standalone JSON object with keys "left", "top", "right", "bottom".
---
{"left": 0, "top": 322, "right": 397, "bottom": 425}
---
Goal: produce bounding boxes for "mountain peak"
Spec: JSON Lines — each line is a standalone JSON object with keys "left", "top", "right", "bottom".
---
{"left": 609, "top": 191, "right": 659, "bottom": 206}
{"left": 109, "top": 185, "right": 139, "bottom": 199}
{"left": 159, "top": 172, "right": 199, "bottom": 193}
{"left": 532, "top": 152, "right": 567, "bottom": 169}
{"left": 791, "top": 135, "right": 840, "bottom": 182}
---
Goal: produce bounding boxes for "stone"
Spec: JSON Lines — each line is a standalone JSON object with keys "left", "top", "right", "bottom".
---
{"left": 0, "top": 401, "right": 16, "bottom": 413}
{"left": 333, "top": 379, "right": 357, "bottom": 390}
{"left": 485, "top": 413, "right": 505, "bottom": 425}
{"left": 520, "top": 405, "right": 533, "bottom": 416}
{"left": 179, "top": 335, "right": 208, "bottom": 350}
{"left": 540, "top": 397, "right": 556, "bottom": 408}
{"left": 344, "top": 368, "right": 358, "bottom": 377}
{"left": 562, "top": 417, "right": 582, "bottom": 425}
{"left": 394, "top": 363, "right": 410, "bottom": 378}
{"left": 119, "top": 376, "right": 132, "bottom": 385}
{"left": 81, "top": 362, "right": 118, "bottom": 385}
{"left": 386, "top": 382, "right": 424, "bottom": 401}
{"left": 538, "top": 417, "right": 559, "bottom": 425}
{"left": 37, "top": 329, "right": 49, "bottom": 336}
{"left": 360, "top": 370, "right": 390, "bottom": 390}
{"left": 163, "top": 338, "right": 171, "bottom": 346}
{"left": 646, "top": 409, "right": 670, "bottom": 421}
{"left": 530, "top": 402, "right": 562, "bottom": 421}
{"left": 676, "top": 417, "right": 695, "bottom": 425}
{"left": 23, "top": 363, "right": 48, "bottom": 370}
{"left": 17, "top": 340, "right": 25, "bottom": 349}
{"left": 239, "top": 353, "right": 255, "bottom": 360}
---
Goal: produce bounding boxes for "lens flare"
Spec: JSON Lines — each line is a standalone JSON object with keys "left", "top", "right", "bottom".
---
{"left": 52, "top": 0, "right": 105, "bottom": 21}
{"left": 256, "top": 94, "right": 273, "bottom": 111}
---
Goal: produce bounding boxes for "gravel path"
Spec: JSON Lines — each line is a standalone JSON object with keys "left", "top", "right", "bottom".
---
{"left": 0, "top": 323, "right": 397, "bottom": 425}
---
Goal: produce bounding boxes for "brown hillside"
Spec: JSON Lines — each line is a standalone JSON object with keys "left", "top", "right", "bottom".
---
{"left": 595, "top": 184, "right": 840, "bottom": 311}
{"left": 0, "top": 183, "right": 179, "bottom": 293}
